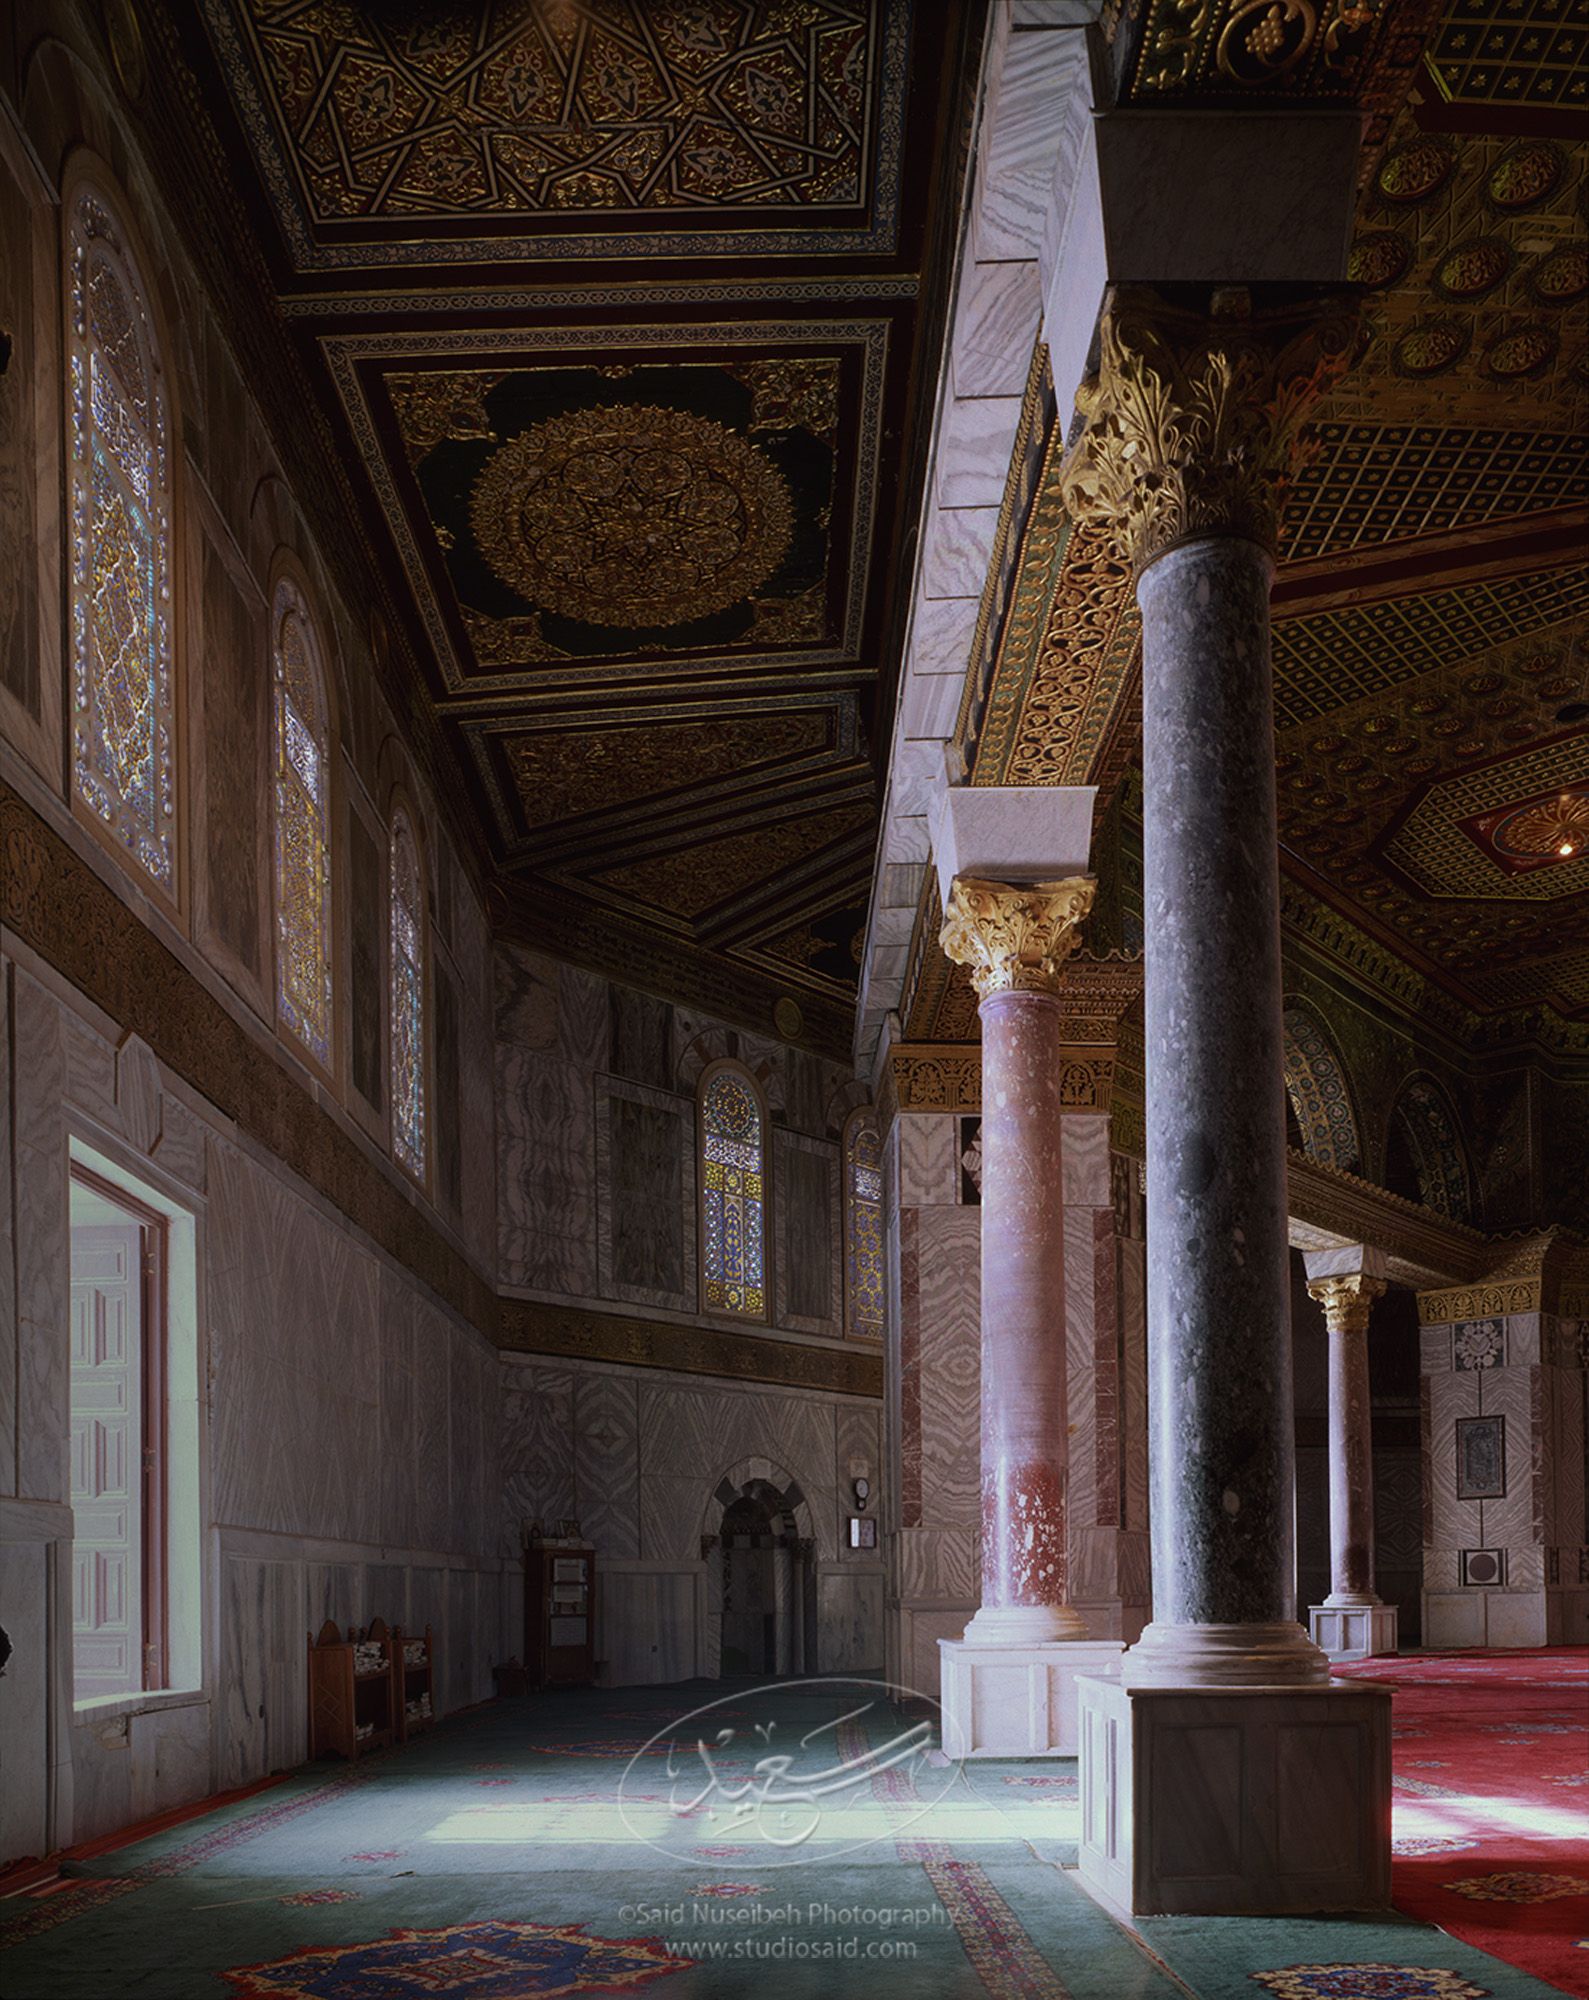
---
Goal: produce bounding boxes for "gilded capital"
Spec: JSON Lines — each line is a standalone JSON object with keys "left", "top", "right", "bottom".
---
{"left": 1058, "top": 285, "right": 1359, "bottom": 570}
{"left": 1307, "top": 1272, "right": 1388, "bottom": 1337}
{"left": 939, "top": 875, "right": 1096, "bottom": 1001}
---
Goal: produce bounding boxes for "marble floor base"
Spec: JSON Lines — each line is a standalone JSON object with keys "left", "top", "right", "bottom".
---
{"left": 939, "top": 1635, "right": 1125, "bottom": 1758}
{"left": 1309, "top": 1600, "right": 1399, "bottom": 1661}
{"left": 1076, "top": 1672, "right": 1392, "bottom": 1915}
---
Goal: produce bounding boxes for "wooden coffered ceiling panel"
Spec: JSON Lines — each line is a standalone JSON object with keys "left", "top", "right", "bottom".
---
{"left": 186, "top": 0, "right": 965, "bottom": 1053}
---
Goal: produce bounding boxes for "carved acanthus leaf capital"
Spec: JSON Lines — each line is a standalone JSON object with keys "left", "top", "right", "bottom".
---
{"left": 1307, "top": 1271, "right": 1388, "bottom": 1336}
{"left": 1058, "top": 285, "right": 1360, "bottom": 571}
{"left": 939, "top": 875, "right": 1096, "bottom": 1000}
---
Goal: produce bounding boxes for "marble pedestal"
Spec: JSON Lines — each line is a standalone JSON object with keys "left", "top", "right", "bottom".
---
{"left": 1076, "top": 1674, "right": 1392, "bottom": 1915}
{"left": 1309, "top": 1601, "right": 1398, "bottom": 1661}
{"left": 939, "top": 1637, "right": 1124, "bottom": 1759}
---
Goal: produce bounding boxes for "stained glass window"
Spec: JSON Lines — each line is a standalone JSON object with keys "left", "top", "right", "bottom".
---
{"left": 271, "top": 582, "right": 333, "bottom": 1067}
{"left": 390, "top": 808, "right": 426, "bottom": 1179}
{"left": 844, "top": 1110, "right": 884, "bottom": 1340}
{"left": 700, "top": 1064, "right": 765, "bottom": 1319}
{"left": 67, "top": 188, "right": 175, "bottom": 892}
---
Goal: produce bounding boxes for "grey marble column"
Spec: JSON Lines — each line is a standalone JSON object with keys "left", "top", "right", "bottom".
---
{"left": 1058, "top": 286, "right": 1355, "bottom": 1691}
{"left": 1121, "top": 538, "right": 1326, "bottom": 1687}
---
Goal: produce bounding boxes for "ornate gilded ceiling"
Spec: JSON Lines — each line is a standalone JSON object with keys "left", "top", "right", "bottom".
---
{"left": 183, "top": 0, "right": 964, "bottom": 1054}
{"left": 926, "top": 2, "right": 1589, "bottom": 1045}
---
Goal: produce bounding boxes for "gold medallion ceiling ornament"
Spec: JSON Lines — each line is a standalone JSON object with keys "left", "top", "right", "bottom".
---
{"left": 202, "top": 0, "right": 908, "bottom": 265}
{"left": 1483, "top": 788, "right": 1589, "bottom": 865}
{"left": 470, "top": 406, "right": 794, "bottom": 629}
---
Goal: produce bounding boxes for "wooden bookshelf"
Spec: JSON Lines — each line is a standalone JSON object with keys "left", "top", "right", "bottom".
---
{"left": 524, "top": 1542, "right": 596, "bottom": 1688}
{"left": 307, "top": 1616, "right": 397, "bottom": 1759}
{"left": 392, "top": 1624, "right": 435, "bottom": 1741}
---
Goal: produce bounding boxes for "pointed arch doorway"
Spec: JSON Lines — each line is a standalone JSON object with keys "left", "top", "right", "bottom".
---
{"left": 701, "top": 1470, "right": 816, "bottom": 1678}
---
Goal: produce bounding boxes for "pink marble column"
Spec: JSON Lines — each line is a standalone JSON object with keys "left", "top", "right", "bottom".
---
{"left": 939, "top": 873, "right": 1096, "bottom": 1646}
{"left": 972, "top": 985, "right": 1087, "bottom": 1641}
{"left": 1310, "top": 1271, "right": 1387, "bottom": 1607}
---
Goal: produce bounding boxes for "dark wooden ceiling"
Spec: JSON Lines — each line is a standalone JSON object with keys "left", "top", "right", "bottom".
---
{"left": 161, "top": 0, "right": 975, "bottom": 1055}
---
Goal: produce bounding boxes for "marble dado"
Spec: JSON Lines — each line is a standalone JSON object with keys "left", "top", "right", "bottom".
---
{"left": 1, "top": 955, "right": 503, "bottom": 1863}
{"left": 499, "top": 1355, "right": 883, "bottom": 1687}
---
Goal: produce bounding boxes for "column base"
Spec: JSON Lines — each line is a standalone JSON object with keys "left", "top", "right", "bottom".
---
{"left": 939, "top": 1636, "right": 1125, "bottom": 1758}
{"left": 1309, "top": 1601, "right": 1398, "bottom": 1661}
{"left": 1076, "top": 1674, "right": 1391, "bottom": 1915}
{"left": 1120, "top": 1618, "right": 1330, "bottom": 1688}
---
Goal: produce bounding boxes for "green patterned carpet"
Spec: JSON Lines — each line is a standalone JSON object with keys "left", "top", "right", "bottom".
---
{"left": 0, "top": 1679, "right": 1572, "bottom": 1999}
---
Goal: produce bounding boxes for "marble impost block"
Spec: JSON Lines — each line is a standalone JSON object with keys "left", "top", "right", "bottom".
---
{"left": 930, "top": 784, "right": 1097, "bottom": 910}
{"left": 1076, "top": 1674, "right": 1393, "bottom": 1916}
{"left": 1308, "top": 1602, "right": 1399, "bottom": 1662}
{"left": 939, "top": 1636, "right": 1125, "bottom": 1759}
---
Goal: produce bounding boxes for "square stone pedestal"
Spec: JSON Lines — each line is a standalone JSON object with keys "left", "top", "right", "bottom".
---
{"left": 1076, "top": 1674, "right": 1391, "bottom": 1914}
{"left": 1310, "top": 1601, "right": 1399, "bottom": 1661}
{"left": 939, "top": 1638, "right": 1124, "bottom": 1759}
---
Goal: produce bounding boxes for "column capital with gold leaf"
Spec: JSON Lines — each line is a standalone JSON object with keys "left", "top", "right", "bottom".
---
{"left": 938, "top": 875, "right": 1097, "bottom": 1001}
{"left": 1058, "top": 283, "right": 1360, "bottom": 572}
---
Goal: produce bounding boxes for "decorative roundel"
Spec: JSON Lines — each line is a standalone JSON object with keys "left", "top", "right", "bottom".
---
{"left": 1530, "top": 244, "right": 1589, "bottom": 306}
{"left": 470, "top": 404, "right": 794, "bottom": 630}
{"left": 1491, "top": 790, "right": 1589, "bottom": 861}
{"left": 1348, "top": 231, "right": 1412, "bottom": 290}
{"left": 1393, "top": 320, "right": 1471, "bottom": 377}
{"left": 1376, "top": 139, "right": 1456, "bottom": 205}
{"left": 1486, "top": 139, "right": 1565, "bottom": 211}
{"left": 1433, "top": 237, "right": 1512, "bottom": 300}
{"left": 1483, "top": 323, "right": 1559, "bottom": 380}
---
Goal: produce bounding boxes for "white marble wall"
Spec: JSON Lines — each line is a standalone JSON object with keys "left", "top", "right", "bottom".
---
{"left": 498, "top": 1355, "right": 883, "bottom": 1686}
{"left": 1421, "top": 1306, "right": 1589, "bottom": 1647}
{"left": 0, "top": 952, "right": 505, "bottom": 1866}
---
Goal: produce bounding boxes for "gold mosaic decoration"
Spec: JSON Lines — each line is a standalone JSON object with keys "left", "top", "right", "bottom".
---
{"left": 1272, "top": 561, "right": 1588, "bottom": 728}
{"left": 471, "top": 405, "right": 794, "bottom": 629}
{"left": 1122, "top": 0, "right": 1408, "bottom": 101}
{"left": 1424, "top": 0, "right": 1589, "bottom": 119}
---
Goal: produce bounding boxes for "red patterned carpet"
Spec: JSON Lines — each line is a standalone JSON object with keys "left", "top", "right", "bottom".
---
{"left": 1334, "top": 1649, "right": 1589, "bottom": 1998}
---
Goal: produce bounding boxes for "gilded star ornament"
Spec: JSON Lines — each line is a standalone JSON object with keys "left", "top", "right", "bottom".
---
{"left": 1058, "top": 285, "right": 1361, "bottom": 570}
{"left": 939, "top": 875, "right": 1096, "bottom": 1000}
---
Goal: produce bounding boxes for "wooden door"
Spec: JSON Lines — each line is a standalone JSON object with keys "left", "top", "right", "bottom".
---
{"left": 70, "top": 1222, "right": 144, "bottom": 1698}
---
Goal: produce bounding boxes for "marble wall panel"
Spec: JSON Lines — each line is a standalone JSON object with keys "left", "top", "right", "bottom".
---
{"left": 377, "top": 1270, "right": 418, "bottom": 1550}
{"left": 557, "top": 965, "right": 611, "bottom": 1076}
{"left": 500, "top": 1364, "right": 575, "bottom": 1548}
{"left": 1426, "top": 1368, "right": 1483, "bottom": 1553}
{"left": 1064, "top": 1205, "right": 1097, "bottom": 1534}
{"left": 218, "top": 1555, "right": 302, "bottom": 1784}
{"left": 818, "top": 1572, "right": 885, "bottom": 1671}
{"left": 610, "top": 986, "right": 672, "bottom": 1090}
{"left": 1061, "top": 1115, "right": 1111, "bottom": 1206}
{"left": 574, "top": 1372, "right": 640, "bottom": 1558}
{"left": 1546, "top": 1349, "right": 1585, "bottom": 1547}
{"left": 433, "top": 961, "right": 464, "bottom": 1218}
{"left": 601, "top": 1570, "right": 697, "bottom": 1685}
{"left": 785, "top": 1048, "right": 827, "bottom": 1139}
{"left": 495, "top": 946, "right": 560, "bottom": 1050}
{"left": 497, "top": 1046, "right": 595, "bottom": 1295}
{"left": 595, "top": 1078, "right": 692, "bottom": 1310}
{"left": 776, "top": 1132, "right": 839, "bottom": 1331}
{"left": 0, "top": 1533, "right": 47, "bottom": 1857}
{"left": 1474, "top": 1363, "right": 1537, "bottom": 1555}
{"left": 835, "top": 1405, "right": 880, "bottom": 1494}
{"left": 1119, "top": 1231, "right": 1150, "bottom": 1535}
{"left": 14, "top": 973, "right": 68, "bottom": 1504}
{"left": 895, "top": 1115, "right": 958, "bottom": 1207}
{"left": 894, "top": 1525, "right": 977, "bottom": 1603}
{"left": 639, "top": 1473, "right": 707, "bottom": 1564}
{"left": 915, "top": 1208, "right": 981, "bottom": 1532}
{"left": 0, "top": 966, "right": 15, "bottom": 1498}
{"left": 0, "top": 138, "right": 42, "bottom": 729}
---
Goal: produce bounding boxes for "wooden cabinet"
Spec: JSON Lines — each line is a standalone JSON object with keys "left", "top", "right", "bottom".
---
{"left": 524, "top": 1542, "right": 596, "bottom": 1688}
{"left": 393, "top": 1624, "right": 435, "bottom": 1740}
{"left": 307, "top": 1617, "right": 397, "bottom": 1759}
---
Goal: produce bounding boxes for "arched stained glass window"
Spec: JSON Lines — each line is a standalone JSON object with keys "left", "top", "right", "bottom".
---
{"left": 844, "top": 1110, "right": 884, "bottom": 1340}
{"left": 700, "top": 1064, "right": 765, "bottom": 1320}
{"left": 67, "top": 186, "right": 175, "bottom": 892}
{"left": 390, "top": 808, "right": 426, "bottom": 1179}
{"left": 272, "top": 581, "right": 333, "bottom": 1067}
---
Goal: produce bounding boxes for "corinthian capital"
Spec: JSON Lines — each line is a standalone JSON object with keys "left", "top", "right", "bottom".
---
{"left": 939, "top": 875, "right": 1095, "bottom": 1001}
{"left": 1058, "top": 285, "right": 1359, "bottom": 571}
{"left": 1307, "top": 1272, "right": 1388, "bottom": 1336}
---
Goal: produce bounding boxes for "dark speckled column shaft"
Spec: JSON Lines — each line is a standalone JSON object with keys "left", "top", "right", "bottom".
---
{"left": 965, "top": 987, "right": 1088, "bottom": 1644}
{"left": 1124, "top": 536, "right": 1327, "bottom": 1689}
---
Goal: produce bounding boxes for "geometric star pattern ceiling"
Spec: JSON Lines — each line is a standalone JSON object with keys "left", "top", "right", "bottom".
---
{"left": 189, "top": 0, "right": 964, "bottom": 1054}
